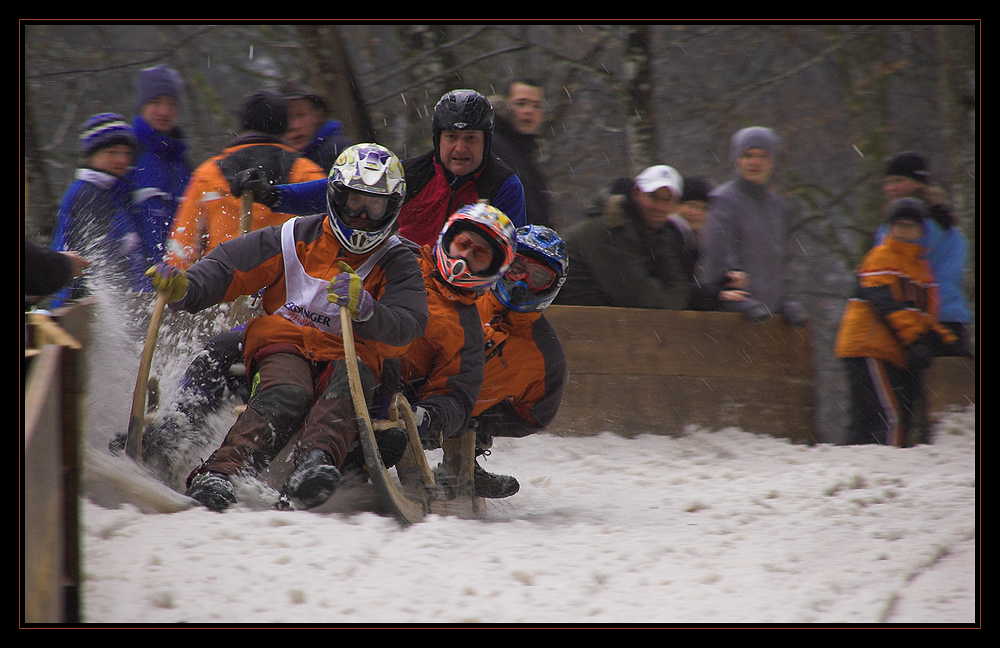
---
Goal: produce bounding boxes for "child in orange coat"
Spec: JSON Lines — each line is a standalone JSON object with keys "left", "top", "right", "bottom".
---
{"left": 834, "top": 198, "right": 959, "bottom": 446}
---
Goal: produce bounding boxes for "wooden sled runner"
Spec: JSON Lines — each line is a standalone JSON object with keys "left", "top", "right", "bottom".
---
{"left": 340, "top": 308, "right": 485, "bottom": 525}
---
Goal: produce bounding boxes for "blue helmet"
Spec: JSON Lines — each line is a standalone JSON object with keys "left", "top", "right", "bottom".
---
{"left": 492, "top": 224, "right": 568, "bottom": 312}
{"left": 326, "top": 143, "right": 406, "bottom": 254}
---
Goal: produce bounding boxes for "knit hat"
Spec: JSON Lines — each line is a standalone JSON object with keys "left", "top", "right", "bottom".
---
{"left": 730, "top": 126, "right": 779, "bottom": 162}
{"left": 634, "top": 165, "right": 684, "bottom": 197}
{"left": 681, "top": 176, "right": 714, "bottom": 203}
{"left": 884, "top": 151, "right": 930, "bottom": 183}
{"left": 887, "top": 197, "right": 929, "bottom": 227}
{"left": 79, "top": 113, "right": 136, "bottom": 156}
{"left": 239, "top": 91, "right": 288, "bottom": 136}
{"left": 279, "top": 80, "right": 329, "bottom": 115}
{"left": 136, "top": 65, "right": 184, "bottom": 109}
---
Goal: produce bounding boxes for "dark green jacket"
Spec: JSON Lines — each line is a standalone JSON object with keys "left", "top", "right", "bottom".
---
{"left": 556, "top": 192, "right": 690, "bottom": 309}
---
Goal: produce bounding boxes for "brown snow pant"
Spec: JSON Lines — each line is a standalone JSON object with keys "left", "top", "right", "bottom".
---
{"left": 187, "top": 352, "right": 376, "bottom": 485}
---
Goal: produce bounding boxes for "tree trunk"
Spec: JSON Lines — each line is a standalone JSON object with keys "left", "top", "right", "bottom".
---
{"left": 295, "top": 24, "right": 376, "bottom": 143}
{"left": 623, "top": 25, "right": 656, "bottom": 174}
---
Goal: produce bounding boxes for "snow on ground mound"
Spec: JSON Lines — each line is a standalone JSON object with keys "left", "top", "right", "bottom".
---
{"left": 81, "top": 406, "right": 977, "bottom": 625}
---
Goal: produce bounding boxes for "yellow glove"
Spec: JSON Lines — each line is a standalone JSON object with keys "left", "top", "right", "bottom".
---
{"left": 145, "top": 262, "right": 189, "bottom": 303}
{"left": 328, "top": 261, "right": 374, "bottom": 321}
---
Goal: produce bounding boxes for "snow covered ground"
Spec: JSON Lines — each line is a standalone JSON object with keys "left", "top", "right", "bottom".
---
{"left": 72, "top": 295, "right": 979, "bottom": 626}
{"left": 81, "top": 408, "right": 978, "bottom": 626}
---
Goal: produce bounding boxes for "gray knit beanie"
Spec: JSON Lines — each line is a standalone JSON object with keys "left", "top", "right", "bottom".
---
{"left": 730, "top": 126, "right": 779, "bottom": 163}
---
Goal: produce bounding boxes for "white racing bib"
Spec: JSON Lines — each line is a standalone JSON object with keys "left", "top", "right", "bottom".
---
{"left": 275, "top": 218, "right": 398, "bottom": 334}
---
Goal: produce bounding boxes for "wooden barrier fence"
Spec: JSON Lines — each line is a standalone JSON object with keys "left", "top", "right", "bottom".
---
{"left": 542, "top": 305, "right": 975, "bottom": 444}
{"left": 23, "top": 301, "right": 89, "bottom": 624}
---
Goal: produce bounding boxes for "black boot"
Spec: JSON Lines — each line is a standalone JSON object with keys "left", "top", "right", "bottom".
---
{"left": 186, "top": 471, "right": 237, "bottom": 512}
{"left": 434, "top": 435, "right": 521, "bottom": 499}
{"left": 474, "top": 433, "right": 519, "bottom": 498}
{"left": 283, "top": 449, "right": 342, "bottom": 509}
{"left": 473, "top": 461, "right": 520, "bottom": 499}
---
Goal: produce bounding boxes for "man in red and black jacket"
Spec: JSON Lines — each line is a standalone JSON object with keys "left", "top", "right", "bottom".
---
{"left": 395, "top": 89, "right": 527, "bottom": 247}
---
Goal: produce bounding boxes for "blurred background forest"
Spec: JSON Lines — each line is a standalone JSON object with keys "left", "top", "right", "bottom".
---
{"left": 21, "top": 22, "right": 977, "bottom": 443}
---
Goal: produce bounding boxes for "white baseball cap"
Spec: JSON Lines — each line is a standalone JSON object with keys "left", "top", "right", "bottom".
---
{"left": 634, "top": 165, "right": 683, "bottom": 196}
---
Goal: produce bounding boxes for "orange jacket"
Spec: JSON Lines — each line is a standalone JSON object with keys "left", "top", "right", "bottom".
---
{"left": 835, "top": 235, "right": 957, "bottom": 369}
{"left": 473, "top": 290, "right": 567, "bottom": 438}
{"left": 400, "top": 247, "right": 486, "bottom": 438}
{"left": 166, "top": 138, "right": 325, "bottom": 269}
{"left": 173, "top": 215, "right": 428, "bottom": 377}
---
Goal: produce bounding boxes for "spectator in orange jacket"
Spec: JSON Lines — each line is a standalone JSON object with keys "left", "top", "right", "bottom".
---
{"left": 165, "top": 91, "right": 326, "bottom": 269}
{"left": 834, "top": 198, "right": 959, "bottom": 447}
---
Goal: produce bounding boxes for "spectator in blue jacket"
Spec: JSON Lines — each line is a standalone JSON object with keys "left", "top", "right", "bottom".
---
{"left": 127, "top": 65, "right": 192, "bottom": 267}
{"left": 50, "top": 113, "right": 149, "bottom": 303}
{"left": 875, "top": 151, "right": 973, "bottom": 355}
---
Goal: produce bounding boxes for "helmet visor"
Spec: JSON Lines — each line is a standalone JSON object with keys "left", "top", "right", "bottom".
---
{"left": 450, "top": 232, "right": 495, "bottom": 268}
{"left": 336, "top": 190, "right": 392, "bottom": 229}
{"left": 504, "top": 255, "right": 556, "bottom": 291}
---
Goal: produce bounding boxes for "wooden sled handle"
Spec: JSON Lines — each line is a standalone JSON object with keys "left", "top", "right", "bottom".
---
{"left": 228, "top": 191, "right": 257, "bottom": 329}
{"left": 239, "top": 191, "right": 253, "bottom": 236}
{"left": 340, "top": 307, "right": 374, "bottom": 434}
{"left": 339, "top": 306, "right": 483, "bottom": 522}
{"left": 125, "top": 291, "right": 169, "bottom": 462}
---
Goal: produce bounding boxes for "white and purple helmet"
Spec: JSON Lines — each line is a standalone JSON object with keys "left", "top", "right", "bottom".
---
{"left": 326, "top": 143, "right": 406, "bottom": 254}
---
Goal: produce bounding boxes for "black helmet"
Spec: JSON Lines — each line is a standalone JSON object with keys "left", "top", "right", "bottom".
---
{"left": 432, "top": 89, "right": 494, "bottom": 162}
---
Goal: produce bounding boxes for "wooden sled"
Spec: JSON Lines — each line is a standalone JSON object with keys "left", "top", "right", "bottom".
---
{"left": 340, "top": 308, "right": 485, "bottom": 525}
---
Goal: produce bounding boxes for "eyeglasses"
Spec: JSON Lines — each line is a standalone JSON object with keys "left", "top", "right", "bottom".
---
{"left": 450, "top": 233, "right": 494, "bottom": 266}
{"left": 504, "top": 255, "right": 556, "bottom": 290}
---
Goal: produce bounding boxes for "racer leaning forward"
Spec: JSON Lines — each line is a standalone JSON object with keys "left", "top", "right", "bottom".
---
{"left": 397, "top": 203, "right": 517, "bottom": 496}
{"left": 146, "top": 144, "right": 428, "bottom": 511}
{"left": 471, "top": 225, "right": 569, "bottom": 497}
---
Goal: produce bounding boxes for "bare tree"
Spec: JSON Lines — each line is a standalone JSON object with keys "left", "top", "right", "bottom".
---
{"left": 295, "top": 25, "right": 375, "bottom": 143}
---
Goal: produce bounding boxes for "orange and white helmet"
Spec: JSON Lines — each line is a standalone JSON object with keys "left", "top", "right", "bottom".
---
{"left": 433, "top": 202, "right": 517, "bottom": 292}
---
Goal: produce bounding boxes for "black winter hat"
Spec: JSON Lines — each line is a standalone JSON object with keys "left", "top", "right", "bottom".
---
{"left": 884, "top": 151, "right": 930, "bottom": 183}
{"left": 681, "top": 176, "right": 714, "bottom": 203}
{"left": 887, "top": 197, "right": 929, "bottom": 227}
{"left": 240, "top": 91, "right": 288, "bottom": 136}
